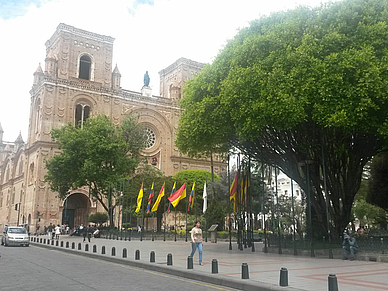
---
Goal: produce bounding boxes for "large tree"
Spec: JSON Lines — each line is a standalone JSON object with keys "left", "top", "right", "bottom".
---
{"left": 45, "top": 115, "right": 146, "bottom": 227}
{"left": 176, "top": 0, "right": 388, "bottom": 238}
{"left": 367, "top": 152, "right": 388, "bottom": 211}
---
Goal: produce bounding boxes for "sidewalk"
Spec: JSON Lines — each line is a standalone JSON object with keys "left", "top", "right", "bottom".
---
{"left": 31, "top": 235, "right": 388, "bottom": 291}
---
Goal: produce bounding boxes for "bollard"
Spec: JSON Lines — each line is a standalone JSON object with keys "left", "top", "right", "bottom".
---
{"left": 44, "top": 239, "right": 46, "bottom": 244}
{"left": 47, "top": 239, "right": 50, "bottom": 245}
{"left": 78, "top": 243, "right": 81, "bottom": 250}
{"left": 85, "top": 244, "right": 89, "bottom": 252}
{"left": 241, "top": 263, "right": 249, "bottom": 279}
{"left": 93, "top": 245, "right": 97, "bottom": 253}
{"left": 328, "top": 274, "right": 338, "bottom": 291}
{"left": 152, "top": 234, "right": 154, "bottom": 241}
{"left": 135, "top": 249, "right": 140, "bottom": 260}
{"left": 167, "top": 253, "right": 173, "bottom": 266}
{"left": 252, "top": 241, "right": 255, "bottom": 252}
{"left": 212, "top": 259, "right": 218, "bottom": 274}
{"left": 279, "top": 267, "right": 288, "bottom": 286}
{"left": 102, "top": 246, "right": 106, "bottom": 254}
{"left": 123, "top": 248, "right": 127, "bottom": 258}
{"left": 60, "top": 241, "right": 64, "bottom": 247}
{"left": 72, "top": 242, "right": 75, "bottom": 249}
{"left": 150, "top": 251, "right": 155, "bottom": 263}
{"left": 56, "top": 240, "right": 59, "bottom": 247}
{"left": 51, "top": 240, "right": 54, "bottom": 246}
{"left": 187, "top": 256, "right": 193, "bottom": 269}
{"left": 40, "top": 238, "right": 42, "bottom": 243}
{"left": 66, "top": 241, "right": 69, "bottom": 248}
{"left": 111, "top": 247, "right": 116, "bottom": 256}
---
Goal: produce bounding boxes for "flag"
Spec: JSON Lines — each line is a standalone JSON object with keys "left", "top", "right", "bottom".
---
{"left": 167, "top": 182, "right": 176, "bottom": 212}
{"left": 202, "top": 181, "right": 207, "bottom": 213}
{"left": 230, "top": 173, "right": 238, "bottom": 201}
{"left": 188, "top": 182, "right": 196, "bottom": 211}
{"left": 168, "top": 182, "right": 186, "bottom": 208}
{"left": 151, "top": 182, "right": 165, "bottom": 212}
{"left": 135, "top": 183, "right": 143, "bottom": 213}
{"left": 146, "top": 182, "right": 154, "bottom": 214}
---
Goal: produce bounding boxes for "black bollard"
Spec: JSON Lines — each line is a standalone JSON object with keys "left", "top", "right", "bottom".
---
{"left": 51, "top": 240, "right": 54, "bottom": 246}
{"left": 111, "top": 247, "right": 116, "bottom": 256}
{"left": 40, "top": 238, "right": 42, "bottom": 243}
{"left": 102, "top": 246, "right": 106, "bottom": 254}
{"left": 252, "top": 241, "right": 255, "bottom": 252}
{"left": 66, "top": 241, "right": 69, "bottom": 248}
{"left": 93, "top": 245, "right": 97, "bottom": 253}
{"left": 279, "top": 267, "right": 288, "bottom": 286}
{"left": 123, "top": 248, "right": 127, "bottom": 258}
{"left": 328, "top": 274, "right": 338, "bottom": 291}
{"left": 44, "top": 239, "right": 46, "bottom": 244}
{"left": 72, "top": 242, "right": 75, "bottom": 249}
{"left": 167, "top": 253, "right": 173, "bottom": 266}
{"left": 212, "top": 259, "right": 218, "bottom": 274}
{"left": 85, "top": 244, "right": 89, "bottom": 251}
{"left": 241, "top": 263, "right": 249, "bottom": 279}
{"left": 60, "top": 241, "right": 64, "bottom": 247}
{"left": 135, "top": 249, "right": 140, "bottom": 260}
{"left": 78, "top": 243, "right": 81, "bottom": 250}
{"left": 187, "top": 256, "right": 193, "bottom": 269}
{"left": 47, "top": 239, "right": 50, "bottom": 245}
{"left": 56, "top": 240, "right": 59, "bottom": 247}
{"left": 150, "top": 251, "right": 155, "bottom": 262}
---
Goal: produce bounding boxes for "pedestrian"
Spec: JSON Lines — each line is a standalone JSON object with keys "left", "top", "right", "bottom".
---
{"left": 81, "top": 224, "right": 88, "bottom": 242}
{"left": 47, "top": 223, "right": 55, "bottom": 240}
{"left": 54, "top": 224, "right": 61, "bottom": 240}
{"left": 342, "top": 232, "right": 358, "bottom": 260}
{"left": 190, "top": 220, "right": 203, "bottom": 265}
{"left": 86, "top": 225, "right": 92, "bottom": 243}
{"left": 4, "top": 225, "right": 8, "bottom": 232}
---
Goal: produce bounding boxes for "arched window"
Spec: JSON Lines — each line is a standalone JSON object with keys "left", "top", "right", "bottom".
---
{"left": 75, "top": 104, "right": 90, "bottom": 128}
{"left": 79, "top": 55, "right": 91, "bottom": 80}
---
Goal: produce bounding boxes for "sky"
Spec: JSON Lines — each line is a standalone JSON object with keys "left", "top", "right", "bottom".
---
{"left": 0, "top": 0, "right": 339, "bottom": 142}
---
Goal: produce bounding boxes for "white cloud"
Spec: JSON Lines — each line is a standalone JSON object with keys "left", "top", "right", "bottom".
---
{"left": 0, "top": 0, "right": 337, "bottom": 141}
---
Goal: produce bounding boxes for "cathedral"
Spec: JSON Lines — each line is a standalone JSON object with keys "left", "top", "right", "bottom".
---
{"left": 0, "top": 23, "right": 226, "bottom": 232}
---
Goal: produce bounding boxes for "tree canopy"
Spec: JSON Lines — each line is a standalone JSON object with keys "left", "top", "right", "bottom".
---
{"left": 367, "top": 152, "right": 388, "bottom": 211}
{"left": 176, "top": 0, "right": 388, "bottom": 237}
{"left": 45, "top": 115, "right": 146, "bottom": 227}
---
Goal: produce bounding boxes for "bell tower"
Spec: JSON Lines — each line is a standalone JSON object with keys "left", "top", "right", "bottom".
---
{"left": 44, "top": 23, "right": 115, "bottom": 87}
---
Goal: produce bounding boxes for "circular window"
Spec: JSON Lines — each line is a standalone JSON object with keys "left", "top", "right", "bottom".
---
{"left": 144, "top": 128, "right": 156, "bottom": 149}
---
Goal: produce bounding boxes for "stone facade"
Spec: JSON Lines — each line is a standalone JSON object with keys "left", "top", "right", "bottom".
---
{"left": 0, "top": 24, "right": 226, "bottom": 233}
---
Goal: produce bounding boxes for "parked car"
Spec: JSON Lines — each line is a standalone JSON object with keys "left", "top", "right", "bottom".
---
{"left": 1, "top": 227, "right": 29, "bottom": 247}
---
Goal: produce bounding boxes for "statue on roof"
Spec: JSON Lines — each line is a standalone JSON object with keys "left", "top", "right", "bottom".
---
{"left": 144, "top": 71, "right": 150, "bottom": 87}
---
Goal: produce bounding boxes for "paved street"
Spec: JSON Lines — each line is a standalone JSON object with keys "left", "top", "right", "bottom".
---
{"left": 22, "top": 235, "right": 388, "bottom": 291}
{"left": 0, "top": 243, "right": 236, "bottom": 291}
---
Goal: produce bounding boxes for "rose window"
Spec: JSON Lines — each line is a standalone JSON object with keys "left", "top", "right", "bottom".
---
{"left": 144, "top": 128, "right": 156, "bottom": 149}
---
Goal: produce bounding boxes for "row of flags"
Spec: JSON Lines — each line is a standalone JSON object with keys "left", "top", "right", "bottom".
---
{"left": 135, "top": 181, "right": 208, "bottom": 214}
{"left": 229, "top": 167, "right": 250, "bottom": 212}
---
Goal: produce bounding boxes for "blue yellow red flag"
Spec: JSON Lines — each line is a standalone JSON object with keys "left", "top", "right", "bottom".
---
{"left": 146, "top": 182, "right": 154, "bottom": 214}
{"left": 188, "top": 182, "right": 196, "bottom": 211}
{"left": 151, "top": 182, "right": 165, "bottom": 212}
{"left": 168, "top": 182, "right": 186, "bottom": 208}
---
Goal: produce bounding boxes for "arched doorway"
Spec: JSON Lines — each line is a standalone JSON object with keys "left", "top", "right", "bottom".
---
{"left": 62, "top": 193, "right": 90, "bottom": 228}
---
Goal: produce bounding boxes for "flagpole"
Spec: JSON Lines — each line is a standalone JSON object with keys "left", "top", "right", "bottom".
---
{"left": 163, "top": 182, "right": 166, "bottom": 241}
{"left": 228, "top": 155, "right": 232, "bottom": 250}
{"left": 185, "top": 188, "right": 188, "bottom": 242}
{"left": 141, "top": 183, "right": 144, "bottom": 242}
{"left": 174, "top": 207, "right": 177, "bottom": 242}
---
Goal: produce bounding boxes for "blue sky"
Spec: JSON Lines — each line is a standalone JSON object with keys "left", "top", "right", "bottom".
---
{"left": 0, "top": 0, "right": 339, "bottom": 142}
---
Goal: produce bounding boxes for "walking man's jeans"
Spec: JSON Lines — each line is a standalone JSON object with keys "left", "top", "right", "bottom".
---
{"left": 190, "top": 242, "right": 203, "bottom": 263}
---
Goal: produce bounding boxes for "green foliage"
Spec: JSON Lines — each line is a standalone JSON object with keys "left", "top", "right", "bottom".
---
{"left": 176, "top": 0, "right": 388, "bottom": 238}
{"left": 45, "top": 115, "right": 146, "bottom": 227}
{"left": 205, "top": 198, "right": 227, "bottom": 231}
{"left": 173, "top": 170, "right": 220, "bottom": 187}
{"left": 88, "top": 212, "right": 108, "bottom": 225}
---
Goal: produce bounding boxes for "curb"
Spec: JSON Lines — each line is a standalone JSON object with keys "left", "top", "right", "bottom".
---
{"left": 30, "top": 241, "right": 303, "bottom": 291}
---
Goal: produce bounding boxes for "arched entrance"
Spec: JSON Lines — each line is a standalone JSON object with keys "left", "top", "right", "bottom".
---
{"left": 62, "top": 193, "right": 90, "bottom": 228}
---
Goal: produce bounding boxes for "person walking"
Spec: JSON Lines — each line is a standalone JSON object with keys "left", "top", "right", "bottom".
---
{"left": 54, "top": 224, "right": 61, "bottom": 240}
{"left": 47, "top": 223, "right": 54, "bottom": 240}
{"left": 190, "top": 220, "right": 203, "bottom": 265}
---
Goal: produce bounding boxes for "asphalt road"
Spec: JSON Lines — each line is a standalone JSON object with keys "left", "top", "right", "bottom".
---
{"left": 0, "top": 245, "right": 237, "bottom": 291}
